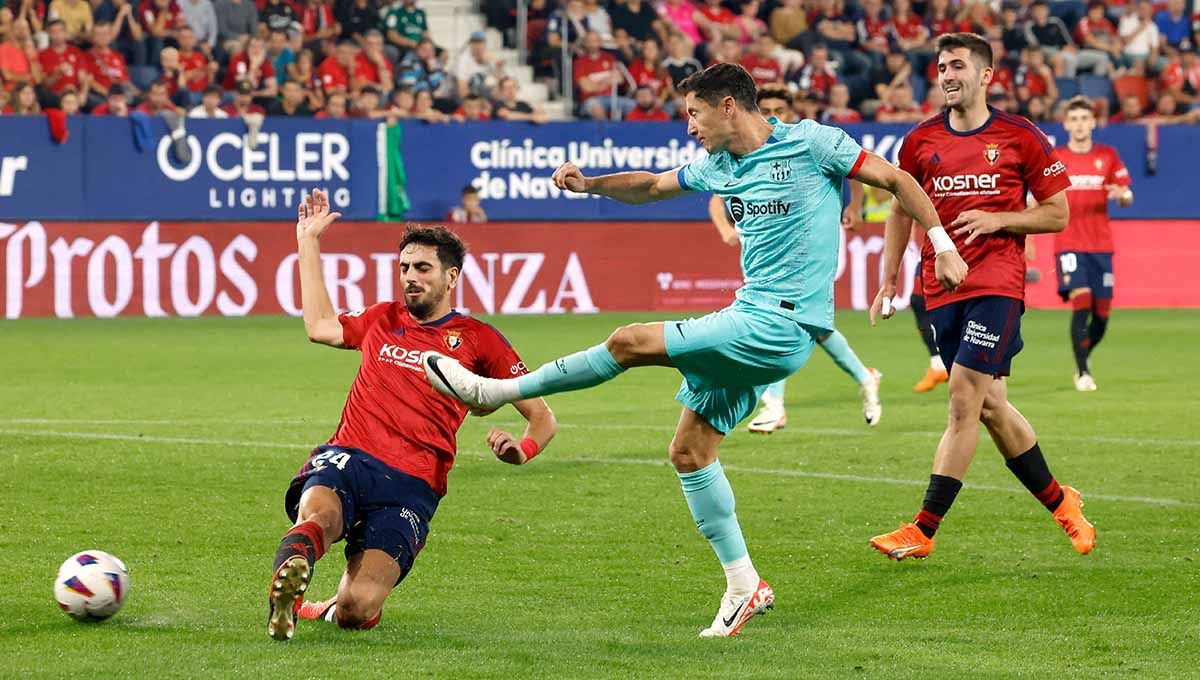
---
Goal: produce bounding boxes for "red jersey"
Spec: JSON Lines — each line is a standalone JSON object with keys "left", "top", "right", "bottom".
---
{"left": 625, "top": 106, "right": 671, "bottom": 121}
{"left": 1015, "top": 65, "right": 1049, "bottom": 96}
{"left": 738, "top": 54, "right": 783, "bottom": 84}
{"left": 179, "top": 50, "right": 209, "bottom": 92}
{"left": 890, "top": 14, "right": 926, "bottom": 41}
{"left": 988, "top": 65, "right": 1014, "bottom": 96}
{"left": 355, "top": 52, "right": 392, "bottom": 88}
{"left": 1055, "top": 143, "right": 1130, "bottom": 253}
{"left": 628, "top": 60, "right": 669, "bottom": 95}
{"left": 899, "top": 109, "right": 1070, "bottom": 308}
{"left": 39, "top": 45, "right": 87, "bottom": 93}
{"left": 139, "top": 0, "right": 185, "bottom": 32}
{"left": 89, "top": 47, "right": 130, "bottom": 90}
{"left": 330, "top": 304, "right": 527, "bottom": 496}
{"left": 223, "top": 53, "right": 275, "bottom": 90}
{"left": 317, "top": 56, "right": 350, "bottom": 92}
{"left": 573, "top": 52, "right": 616, "bottom": 97}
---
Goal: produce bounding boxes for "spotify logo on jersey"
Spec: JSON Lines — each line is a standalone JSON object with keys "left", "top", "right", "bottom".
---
{"left": 729, "top": 196, "right": 746, "bottom": 222}
{"left": 727, "top": 196, "right": 792, "bottom": 223}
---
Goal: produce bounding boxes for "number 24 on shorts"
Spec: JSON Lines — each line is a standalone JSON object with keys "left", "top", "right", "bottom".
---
{"left": 310, "top": 450, "right": 350, "bottom": 471}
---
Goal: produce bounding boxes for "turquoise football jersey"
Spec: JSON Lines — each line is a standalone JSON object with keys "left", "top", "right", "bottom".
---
{"left": 677, "top": 119, "right": 866, "bottom": 330}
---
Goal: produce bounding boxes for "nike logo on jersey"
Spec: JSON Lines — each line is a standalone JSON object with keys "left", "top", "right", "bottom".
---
{"left": 674, "top": 322, "right": 686, "bottom": 339}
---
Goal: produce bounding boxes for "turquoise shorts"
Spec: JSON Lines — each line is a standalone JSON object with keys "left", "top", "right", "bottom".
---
{"left": 664, "top": 299, "right": 818, "bottom": 434}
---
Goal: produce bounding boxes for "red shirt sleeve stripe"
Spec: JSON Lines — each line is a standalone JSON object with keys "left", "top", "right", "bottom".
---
{"left": 848, "top": 149, "right": 868, "bottom": 178}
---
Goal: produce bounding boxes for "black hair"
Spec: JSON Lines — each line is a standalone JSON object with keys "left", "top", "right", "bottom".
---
{"left": 461, "top": 183, "right": 479, "bottom": 196}
{"left": 677, "top": 63, "right": 758, "bottom": 112}
{"left": 399, "top": 225, "right": 467, "bottom": 271}
{"left": 935, "top": 32, "right": 993, "bottom": 70}
{"left": 756, "top": 84, "right": 793, "bottom": 107}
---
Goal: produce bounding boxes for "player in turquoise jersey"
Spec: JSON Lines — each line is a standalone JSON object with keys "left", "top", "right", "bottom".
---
{"left": 422, "top": 64, "right": 968, "bottom": 637}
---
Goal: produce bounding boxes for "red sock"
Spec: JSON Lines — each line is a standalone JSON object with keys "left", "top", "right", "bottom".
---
{"left": 290, "top": 520, "right": 326, "bottom": 561}
{"left": 1035, "top": 479, "right": 1065, "bottom": 512}
{"left": 914, "top": 509, "right": 943, "bottom": 538}
{"left": 272, "top": 520, "right": 326, "bottom": 572}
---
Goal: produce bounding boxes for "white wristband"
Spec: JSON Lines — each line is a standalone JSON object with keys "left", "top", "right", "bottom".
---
{"left": 927, "top": 226, "right": 956, "bottom": 255}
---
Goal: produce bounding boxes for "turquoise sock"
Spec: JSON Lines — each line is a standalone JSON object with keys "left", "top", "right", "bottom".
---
{"left": 763, "top": 379, "right": 786, "bottom": 400}
{"left": 818, "top": 330, "right": 871, "bottom": 385}
{"left": 514, "top": 344, "right": 625, "bottom": 399}
{"left": 678, "top": 461, "right": 748, "bottom": 564}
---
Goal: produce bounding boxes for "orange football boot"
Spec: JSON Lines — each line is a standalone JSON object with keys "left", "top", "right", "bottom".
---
{"left": 1053, "top": 486, "right": 1095, "bottom": 555}
{"left": 912, "top": 367, "right": 950, "bottom": 392}
{"left": 869, "top": 523, "right": 935, "bottom": 560}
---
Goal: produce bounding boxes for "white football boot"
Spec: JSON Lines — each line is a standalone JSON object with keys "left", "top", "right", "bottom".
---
{"left": 1074, "top": 372, "right": 1098, "bottom": 392}
{"left": 699, "top": 579, "right": 775, "bottom": 638}
{"left": 422, "top": 352, "right": 509, "bottom": 411}
{"left": 860, "top": 368, "right": 883, "bottom": 426}
{"left": 747, "top": 396, "right": 787, "bottom": 434}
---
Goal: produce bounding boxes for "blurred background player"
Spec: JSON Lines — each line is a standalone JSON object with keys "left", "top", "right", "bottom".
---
{"left": 908, "top": 224, "right": 950, "bottom": 392}
{"left": 1055, "top": 96, "right": 1134, "bottom": 392}
{"left": 869, "top": 34, "right": 1094, "bottom": 562}
{"left": 447, "top": 183, "right": 488, "bottom": 223}
{"left": 420, "top": 64, "right": 958, "bottom": 637}
{"left": 267, "top": 190, "right": 555, "bottom": 641}
{"left": 708, "top": 84, "right": 881, "bottom": 433}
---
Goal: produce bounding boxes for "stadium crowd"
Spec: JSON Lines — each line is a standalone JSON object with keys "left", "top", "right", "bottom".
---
{"left": 0, "top": 0, "right": 1196, "bottom": 124}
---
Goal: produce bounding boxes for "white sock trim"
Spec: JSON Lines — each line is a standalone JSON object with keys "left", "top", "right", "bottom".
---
{"left": 931, "top": 355, "right": 945, "bottom": 371}
{"left": 721, "top": 555, "right": 758, "bottom": 597}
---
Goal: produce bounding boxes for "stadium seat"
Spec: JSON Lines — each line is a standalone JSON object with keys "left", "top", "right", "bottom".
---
{"left": 1112, "top": 74, "right": 1151, "bottom": 111}
{"left": 129, "top": 66, "right": 160, "bottom": 92}
{"left": 1055, "top": 77, "right": 1079, "bottom": 100}
{"left": 1079, "top": 75, "right": 1113, "bottom": 103}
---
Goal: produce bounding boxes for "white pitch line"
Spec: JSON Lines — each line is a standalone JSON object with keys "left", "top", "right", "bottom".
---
{"left": 2, "top": 428, "right": 1196, "bottom": 509}
{"left": 1, "top": 418, "right": 1197, "bottom": 448}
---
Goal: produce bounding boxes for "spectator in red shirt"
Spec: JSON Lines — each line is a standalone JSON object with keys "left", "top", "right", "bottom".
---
{"left": 739, "top": 34, "right": 783, "bottom": 85}
{"left": 696, "top": 0, "right": 738, "bottom": 42}
{"left": 1015, "top": 45, "right": 1058, "bottom": 106}
{"left": 0, "top": 19, "right": 43, "bottom": 93}
{"left": 821, "top": 82, "right": 862, "bottom": 122}
{"left": 175, "top": 25, "right": 213, "bottom": 104}
{"left": 39, "top": 20, "right": 87, "bottom": 94}
{"left": 795, "top": 43, "right": 838, "bottom": 102}
{"left": 453, "top": 93, "right": 490, "bottom": 121}
{"left": 628, "top": 37, "right": 672, "bottom": 110}
{"left": 875, "top": 81, "right": 925, "bottom": 122}
{"left": 136, "top": 80, "right": 181, "bottom": 114}
{"left": 140, "top": 0, "right": 183, "bottom": 65}
{"left": 355, "top": 29, "right": 394, "bottom": 96}
{"left": 91, "top": 85, "right": 130, "bottom": 115}
{"left": 890, "top": 0, "right": 930, "bottom": 53}
{"left": 317, "top": 40, "right": 357, "bottom": 95}
{"left": 625, "top": 84, "right": 670, "bottom": 120}
{"left": 88, "top": 21, "right": 131, "bottom": 94}
{"left": 925, "top": 0, "right": 957, "bottom": 42}
{"left": 301, "top": 0, "right": 341, "bottom": 47}
{"left": 222, "top": 79, "right": 267, "bottom": 116}
{"left": 856, "top": 0, "right": 891, "bottom": 63}
{"left": 987, "top": 39, "right": 1016, "bottom": 99}
{"left": 573, "top": 31, "right": 631, "bottom": 119}
{"left": 224, "top": 35, "right": 278, "bottom": 98}
{"left": 957, "top": 1, "right": 997, "bottom": 37}
{"left": 732, "top": 0, "right": 767, "bottom": 45}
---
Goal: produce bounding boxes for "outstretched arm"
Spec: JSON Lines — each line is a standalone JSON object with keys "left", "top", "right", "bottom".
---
{"left": 296, "top": 190, "right": 345, "bottom": 347}
{"left": 487, "top": 398, "right": 557, "bottom": 465}
{"left": 551, "top": 162, "right": 686, "bottom": 205}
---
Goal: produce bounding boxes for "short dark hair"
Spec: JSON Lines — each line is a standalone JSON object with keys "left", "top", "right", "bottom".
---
{"left": 202, "top": 84, "right": 221, "bottom": 96}
{"left": 677, "top": 63, "right": 758, "bottom": 112}
{"left": 47, "top": 19, "right": 65, "bottom": 30}
{"left": 461, "top": 183, "right": 479, "bottom": 196}
{"left": 756, "top": 84, "right": 793, "bottom": 107}
{"left": 399, "top": 225, "right": 467, "bottom": 271}
{"left": 1065, "top": 95, "right": 1093, "bottom": 114}
{"left": 935, "top": 32, "right": 993, "bottom": 70}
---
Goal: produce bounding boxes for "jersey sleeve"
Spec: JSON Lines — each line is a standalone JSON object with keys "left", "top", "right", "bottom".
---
{"left": 1020, "top": 126, "right": 1071, "bottom": 201}
{"left": 677, "top": 151, "right": 719, "bottom": 193}
{"left": 1107, "top": 148, "right": 1131, "bottom": 187}
{"left": 472, "top": 323, "right": 529, "bottom": 381}
{"left": 808, "top": 120, "right": 868, "bottom": 178}
{"left": 337, "top": 302, "right": 393, "bottom": 351}
{"left": 896, "top": 128, "right": 922, "bottom": 180}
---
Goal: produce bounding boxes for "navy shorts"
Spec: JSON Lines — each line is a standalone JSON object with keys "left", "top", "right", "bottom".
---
{"left": 286, "top": 446, "right": 440, "bottom": 579}
{"left": 929, "top": 296, "right": 1025, "bottom": 378}
{"left": 1056, "top": 251, "right": 1113, "bottom": 301}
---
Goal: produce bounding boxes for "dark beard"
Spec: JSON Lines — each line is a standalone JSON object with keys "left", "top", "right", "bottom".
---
{"left": 405, "top": 298, "right": 436, "bottom": 320}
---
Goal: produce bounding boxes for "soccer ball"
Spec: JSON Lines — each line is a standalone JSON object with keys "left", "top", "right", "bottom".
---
{"left": 54, "top": 550, "right": 130, "bottom": 622}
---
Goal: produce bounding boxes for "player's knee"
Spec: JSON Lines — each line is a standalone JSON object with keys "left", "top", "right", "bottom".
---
{"left": 667, "top": 437, "right": 714, "bottom": 473}
{"left": 979, "top": 398, "right": 1005, "bottom": 427}
{"left": 334, "top": 595, "right": 381, "bottom": 630}
{"left": 946, "top": 392, "right": 983, "bottom": 430}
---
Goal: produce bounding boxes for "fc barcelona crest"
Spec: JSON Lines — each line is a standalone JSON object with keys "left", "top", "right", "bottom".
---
{"left": 770, "top": 159, "right": 791, "bottom": 182}
{"left": 445, "top": 331, "right": 463, "bottom": 351}
{"left": 984, "top": 144, "right": 1001, "bottom": 165}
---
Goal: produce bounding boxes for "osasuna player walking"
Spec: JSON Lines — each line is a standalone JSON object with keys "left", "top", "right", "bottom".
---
{"left": 1056, "top": 96, "right": 1133, "bottom": 392}
{"left": 266, "top": 190, "right": 556, "bottom": 641}
{"left": 869, "top": 33, "right": 1095, "bottom": 561}
{"left": 420, "top": 63, "right": 966, "bottom": 637}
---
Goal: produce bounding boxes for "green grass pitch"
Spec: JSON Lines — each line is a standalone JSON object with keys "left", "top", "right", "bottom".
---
{"left": 1, "top": 310, "right": 1196, "bottom": 679}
